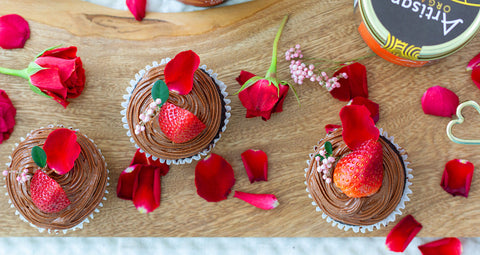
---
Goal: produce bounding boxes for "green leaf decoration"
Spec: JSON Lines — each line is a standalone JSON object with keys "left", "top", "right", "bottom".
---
{"left": 151, "top": 80, "right": 169, "bottom": 108}
{"left": 325, "top": 142, "right": 333, "bottom": 155}
{"left": 35, "top": 44, "right": 63, "bottom": 58}
{"left": 31, "top": 146, "right": 47, "bottom": 168}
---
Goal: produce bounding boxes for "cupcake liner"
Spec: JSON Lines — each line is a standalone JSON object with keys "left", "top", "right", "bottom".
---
{"left": 121, "top": 59, "right": 231, "bottom": 165}
{"left": 3, "top": 124, "right": 110, "bottom": 235}
{"left": 304, "top": 128, "right": 413, "bottom": 233}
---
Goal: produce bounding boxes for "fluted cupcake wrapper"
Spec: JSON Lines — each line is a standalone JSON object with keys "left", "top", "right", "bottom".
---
{"left": 3, "top": 124, "right": 110, "bottom": 235}
{"left": 121, "top": 59, "right": 231, "bottom": 165}
{"left": 304, "top": 128, "right": 413, "bottom": 233}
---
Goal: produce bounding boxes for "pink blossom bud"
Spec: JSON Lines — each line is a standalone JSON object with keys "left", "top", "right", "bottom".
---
{"left": 328, "top": 156, "right": 335, "bottom": 163}
{"left": 155, "top": 98, "right": 162, "bottom": 105}
{"left": 2, "top": 170, "right": 8, "bottom": 176}
{"left": 325, "top": 178, "right": 332, "bottom": 184}
{"left": 295, "top": 44, "right": 301, "bottom": 49}
{"left": 149, "top": 102, "right": 157, "bottom": 109}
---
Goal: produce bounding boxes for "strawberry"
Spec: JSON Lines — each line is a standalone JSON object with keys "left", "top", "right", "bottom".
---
{"left": 333, "top": 139, "right": 384, "bottom": 198}
{"left": 29, "top": 170, "right": 71, "bottom": 213}
{"left": 158, "top": 102, "right": 206, "bottom": 143}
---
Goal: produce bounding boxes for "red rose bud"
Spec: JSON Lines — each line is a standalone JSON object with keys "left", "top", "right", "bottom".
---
{"left": 0, "top": 90, "right": 16, "bottom": 144}
{"left": 195, "top": 153, "right": 235, "bottom": 202}
{"left": 0, "top": 46, "right": 86, "bottom": 108}
{"left": 418, "top": 238, "right": 462, "bottom": 255}
{"left": 330, "top": 62, "right": 368, "bottom": 101}
{"left": 236, "top": 15, "right": 298, "bottom": 121}
{"left": 0, "top": 14, "right": 30, "bottom": 49}
{"left": 441, "top": 159, "right": 474, "bottom": 198}
{"left": 325, "top": 124, "right": 341, "bottom": 133}
{"left": 386, "top": 215, "right": 423, "bottom": 252}
{"left": 349, "top": 96, "right": 379, "bottom": 123}
{"left": 43, "top": 128, "right": 81, "bottom": 175}
{"left": 421, "top": 86, "right": 459, "bottom": 118}
{"left": 126, "top": 0, "right": 147, "bottom": 21}
{"left": 233, "top": 191, "right": 279, "bottom": 210}
{"left": 340, "top": 105, "right": 379, "bottom": 150}
{"left": 241, "top": 149, "right": 268, "bottom": 183}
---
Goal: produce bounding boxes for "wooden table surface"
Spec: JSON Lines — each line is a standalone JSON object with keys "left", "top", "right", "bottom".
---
{"left": 1, "top": 0, "right": 480, "bottom": 237}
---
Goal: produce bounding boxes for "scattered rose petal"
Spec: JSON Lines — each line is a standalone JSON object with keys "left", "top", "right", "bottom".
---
{"left": 233, "top": 191, "right": 279, "bottom": 210}
{"left": 467, "top": 52, "right": 480, "bottom": 71}
{"left": 418, "top": 238, "right": 462, "bottom": 255}
{"left": 237, "top": 71, "right": 289, "bottom": 121}
{"left": 0, "top": 14, "right": 30, "bottom": 49}
{"left": 441, "top": 159, "right": 474, "bottom": 198}
{"left": 126, "top": 0, "right": 146, "bottom": 21}
{"left": 386, "top": 215, "right": 423, "bottom": 252}
{"left": 195, "top": 153, "right": 236, "bottom": 202}
{"left": 241, "top": 149, "right": 268, "bottom": 183}
{"left": 340, "top": 105, "right": 379, "bottom": 150}
{"left": 0, "top": 89, "right": 16, "bottom": 144}
{"left": 471, "top": 66, "right": 480, "bottom": 90}
{"left": 325, "top": 124, "right": 341, "bottom": 133}
{"left": 132, "top": 165, "right": 162, "bottom": 213}
{"left": 329, "top": 62, "right": 368, "bottom": 101}
{"left": 43, "top": 128, "right": 81, "bottom": 175}
{"left": 349, "top": 96, "right": 379, "bottom": 123}
{"left": 117, "top": 164, "right": 141, "bottom": 200}
{"left": 421, "top": 86, "right": 459, "bottom": 117}
{"left": 165, "top": 50, "right": 200, "bottom": 95}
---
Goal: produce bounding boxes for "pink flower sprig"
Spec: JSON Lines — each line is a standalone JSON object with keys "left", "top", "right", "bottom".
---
{"left": 135, "top": 98, "right": 162, "bottom": 135}
{"left": 3, "top": 168, "right": 30, "bottom": 184}
{"left": 286, "top": 45, "right": 372, "bottom": 91}
{"left": 314, "top": 141, "right": 336, "bottom": 184}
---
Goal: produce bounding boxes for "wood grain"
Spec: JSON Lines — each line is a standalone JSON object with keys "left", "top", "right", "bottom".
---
{"left": 1, "top": 0, "right": 480, "bottom": 237}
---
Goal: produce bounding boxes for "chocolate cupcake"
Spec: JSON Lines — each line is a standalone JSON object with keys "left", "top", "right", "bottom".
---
{"left": 4, "top": 125, "right": 109, "bottom": 234}
{"left": 305, "top": 127, "right": 412, "bottom": 233}
{"left": 121, "top": 52, "right": 230, "bottom": 165}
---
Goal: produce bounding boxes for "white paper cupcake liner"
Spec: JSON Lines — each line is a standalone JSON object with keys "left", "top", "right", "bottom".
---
{"left": 3, "top": 124, "right": 110, "bottom": 235}
{"left": 121, "top": 58, "right": 231, "bottom": 165}
{"left": 304, "top": 128, "right": 413, "bottom": 233}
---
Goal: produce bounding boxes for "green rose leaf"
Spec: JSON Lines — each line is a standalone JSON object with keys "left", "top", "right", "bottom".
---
{"left": 151, "top": 80, "right": 169, "bottom": 108}
{"left": 31, "top": 146, "right": 47, "bottom": 168}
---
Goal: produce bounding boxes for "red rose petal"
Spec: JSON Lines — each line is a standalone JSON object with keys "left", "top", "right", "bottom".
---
{"left": 43, "top": 128, "right": 81, "bottom": 175}
{"left": 30, "top": 68, "right": 68, "bottom": 100}
{"left": 325, "top": 124, "right": 341, "bottom": 134}
{"left": 471, "top": 66, "right": 480, "bottom": 90}
{"left": 41, "top": 46, "right": 78, "bottom": 59}
{"left": 421, "top": 86, "right": 459, "bottom": 117}
{"left": 233, "top": 191, "right": 279, "bottom": 210}
{"left": 467, "top": 52, "right": 480, "bottom": 71}
{"left": 340, "top": 105, "right": 379, "bottom": 150}
{"left": 195, "top": 153, "right": 236, "bottom": 202}
{"left": 330, "top": 62, "right": 368, "bottom": 101}
{"left": 146, "top": 155, "right": 170, "bottom": 176}
{"left": 130, "top": 148, "right": 149, "bottom": 166}
{"left": 165, "top": 50, "right": 200, "bottom": 95}
{"left": 132, "top": 165, "right": 162, "bottom": 213}
{"left": 241, "top": 149, "right": 268, "bottom": 183}
{"left": 35, "top": 57, "right": 76, "bottom": 83}
{"left": 0, "top": 89, "right": 16, "bottom": 144}
{"left": 117, "top": 164, "right": 141, "bottom": 200}
{"left": 441, "top": 159, "right": 474, "bottom": 198}
{"left": 418, "top": 238, "right": 462, "bottom": 255}
{"left": 349, "top": 96, "right": 379, "bottom": 123}
{"left": 0, "top": 14, "right": 30, "bottom": 49}
{"left": 386, "top": 215, "right": 423, "bottom": 252}
{"left": 126, "top": 0, "right": 146, "bottom": 21}
{"left": 235, "top": 70, "right": 256, "bottom": 85}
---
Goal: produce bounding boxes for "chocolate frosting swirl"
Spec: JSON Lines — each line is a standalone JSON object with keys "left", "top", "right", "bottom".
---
{"left": 5, "top": 127, "right": 108, "bottom": 231}
{"left": 305, "top": 128, "right": 406, "bottom": 226}
{"left": 126, "top": 65, "right": 224, "bottom": 160}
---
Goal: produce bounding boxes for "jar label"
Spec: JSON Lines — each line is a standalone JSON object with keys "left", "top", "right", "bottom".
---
{"left": 372, "top": 0, "right": 479, "bottom": 48}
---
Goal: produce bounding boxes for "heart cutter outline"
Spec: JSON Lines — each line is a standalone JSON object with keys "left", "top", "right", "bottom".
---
{"left": 446, "top": 100, "right": 480, "bottom": 145}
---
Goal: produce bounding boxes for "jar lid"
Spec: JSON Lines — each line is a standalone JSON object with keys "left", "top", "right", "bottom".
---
{"left": 359, "top": 0, "right": 480, "bottom": 60}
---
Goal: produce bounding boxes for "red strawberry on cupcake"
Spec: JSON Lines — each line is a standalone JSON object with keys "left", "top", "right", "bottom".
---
{"left": 30, "top": 170, "right": 71, "bottom": 213}
{"left": 158, "top": 102, "right": 206, "bottom": 143}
